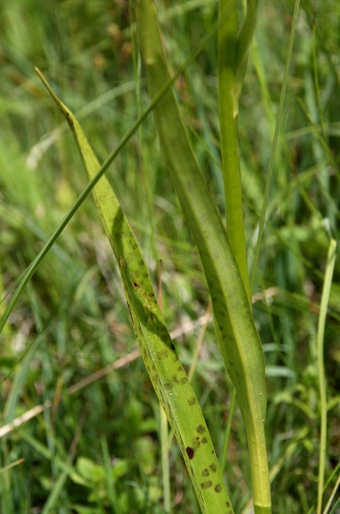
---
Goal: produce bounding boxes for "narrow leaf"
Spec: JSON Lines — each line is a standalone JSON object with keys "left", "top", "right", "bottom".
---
{"left": 37, "top": 73, "right": 234, "bottom": 514}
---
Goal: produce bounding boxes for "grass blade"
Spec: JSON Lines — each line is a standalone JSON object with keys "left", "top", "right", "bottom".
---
{"left": 100, "top": 435, "right": 118, "bottom": 513}
{"left": 37, "top": 74, "right": 234, "bottom": 514}
{"left": 317, "top": 238, "right": 337, "bottom": 514}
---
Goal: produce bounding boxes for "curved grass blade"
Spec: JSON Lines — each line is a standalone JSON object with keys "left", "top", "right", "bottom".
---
{"left": 136, "top": 1, "right": 271, "bottom": 512}
{"left": 38, "top": 75, "right": 234, "bottom": 514}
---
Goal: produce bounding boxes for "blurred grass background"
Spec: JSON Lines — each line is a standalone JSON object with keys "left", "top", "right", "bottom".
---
{"left": 0, "top": 0, "right": 339, "bottom": 513}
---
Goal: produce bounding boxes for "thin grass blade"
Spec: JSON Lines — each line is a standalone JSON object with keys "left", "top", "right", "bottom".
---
{"left": 317, "top": 238, "right": 337, "bottom": 514}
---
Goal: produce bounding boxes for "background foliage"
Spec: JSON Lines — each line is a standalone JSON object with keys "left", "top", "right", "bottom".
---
{"left": 0, "top": 0, "right": 339, "bottom": 513}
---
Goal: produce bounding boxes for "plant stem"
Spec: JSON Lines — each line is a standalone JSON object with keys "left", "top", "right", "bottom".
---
{"left": 218, "top": 0, "right": 249, "bottom": 297}
{"left": 317, "top": 238, "right": 337, "bottom": 514}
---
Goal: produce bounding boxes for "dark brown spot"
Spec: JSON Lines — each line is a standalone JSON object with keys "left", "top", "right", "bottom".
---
{"left": 209, "top": 463, "right": 217, "bottom": 472}
{"left": 186, "top": 447, "right": 194, "bottom": 459}
{"left": 202, "top": 468, "right": 209, "bottom": 477}
{"left": 188, "top": 397, "right": 196, "bottom": 406}
{"left": 200, "top": 480, "right": 213, "bottom": 489}
{"left": 180, "top": 377, "right": 188, "bottom": 384}
{"left": 196, "top": 424, "right": 206, "bottom": 434}
{"left": 201, "top": 437, "right": 207, "bottom": 444}
{"left": 215, "top": 484, "right": 222, "bottom": 493}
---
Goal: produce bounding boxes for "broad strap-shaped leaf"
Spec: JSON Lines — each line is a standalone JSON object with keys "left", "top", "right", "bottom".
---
{"left": 136, "top": 1, "right": 271, "bottom": 512}
{"left": 37, "top": 73, "right": 234, "bottom": 514}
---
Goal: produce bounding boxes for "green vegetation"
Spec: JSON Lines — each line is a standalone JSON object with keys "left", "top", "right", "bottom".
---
{"left": 0, "top": 1, "right": 339, "bottom": 513}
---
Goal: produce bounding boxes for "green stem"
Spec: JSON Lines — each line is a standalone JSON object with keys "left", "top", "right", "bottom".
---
{"left": 218, "top": 0, "right": 249, "bottom": 297}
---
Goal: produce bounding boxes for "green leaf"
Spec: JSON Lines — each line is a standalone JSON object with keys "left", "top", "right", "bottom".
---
{"left": 37, "top": 72, "right": 234, "bottom": 514}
